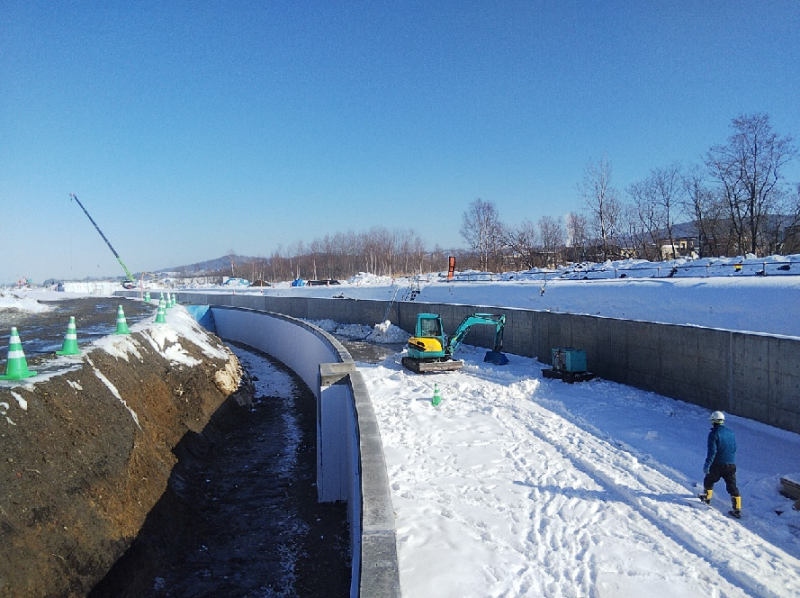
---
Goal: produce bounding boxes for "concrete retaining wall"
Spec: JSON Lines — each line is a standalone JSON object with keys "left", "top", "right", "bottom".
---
{"left": 141, "top": 292, "right": 800, "bottom": 435}
{"left": 190, "top": 306, "right": 400, "bottom": 598}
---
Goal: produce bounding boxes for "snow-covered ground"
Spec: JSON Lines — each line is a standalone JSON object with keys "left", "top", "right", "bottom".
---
{"left": 360, "top": 346, "right": 800, "bottom": 598}
{"left": 3, "top": 258, "right": 800, "bottom": 596}
{"left": 173, "top": 254, "right": 800, "bottom": 338}
{"left": 13, "top": 254, "right": 799, "bottom": 336}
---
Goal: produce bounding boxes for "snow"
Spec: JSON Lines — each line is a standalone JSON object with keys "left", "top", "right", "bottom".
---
{"left": 85, "top": 354, "right": 141, "bottom": 429}
{"left": 10, "top": 391, "right": 27, "bottom": 410}
{"left": 308, "top": 319, "right": 409, "bottom": 344}
{"left": 3, "top": 258, "right": 800, "bottom": 596}
{"left": 7, "top": 255, "right": 798, "bottom": 336}
{"left": 172, "top": 255, "right": 800, "bottom": 338}
{"left": 361, "top": 350, "right": 800, "bottom": 598}
{"left": 368, "top": 319, "right": 410, "bottom": 343}
{"left": 0, "top": 289, "right": 55, "bottom": 313}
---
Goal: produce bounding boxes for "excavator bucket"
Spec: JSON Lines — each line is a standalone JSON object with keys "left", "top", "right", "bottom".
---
{"left": 484, "top": 350, "right": 509, "bottom": 366}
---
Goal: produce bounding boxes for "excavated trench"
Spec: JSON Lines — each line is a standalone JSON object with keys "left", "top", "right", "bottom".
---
{"left": 0, "top": 298, "right": 350, "bottom": 598}
{"left": 89, "top": 343, "right": 350, "bottom": 598}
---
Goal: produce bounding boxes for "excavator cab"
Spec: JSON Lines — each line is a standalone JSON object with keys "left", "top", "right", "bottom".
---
{"left": 406, "top": 314, "right": 447, "bottom": 360}
{"left": 419, "top": 315, "right": 442, "bottom": 337}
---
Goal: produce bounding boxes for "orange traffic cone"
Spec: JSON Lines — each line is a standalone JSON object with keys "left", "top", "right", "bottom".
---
{"left": 0, "top": 327, "right": 37, "bottom": 380}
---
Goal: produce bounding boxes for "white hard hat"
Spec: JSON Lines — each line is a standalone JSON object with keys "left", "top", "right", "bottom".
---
{"left": 710, "top": 410, "right": 725, "bottom": 423}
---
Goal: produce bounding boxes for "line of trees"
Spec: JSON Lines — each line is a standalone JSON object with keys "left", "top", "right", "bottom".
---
{"left": 227, "top": 228, "right": 468, "bottom": 282}
{"left": 460, "top": 113, "right": 800, "bottom": 271}
{"left": 195, "top": 113, "right": 797, "bottom": 282}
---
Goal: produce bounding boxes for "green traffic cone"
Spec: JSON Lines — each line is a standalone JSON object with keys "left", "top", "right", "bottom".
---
{"left": 155, "top": 299, "right": 167, "bottom": 324}
{"left": 114, "top": 305, "right": 131, "bottom": 335}
{"left": 144, "top": 291, "right": 151, "bottom": 302}
{"left": 0, "top": 327, "right": 37, "bottom": 380}
{"left": 56, "top": 316, "right": 81, "bottom": 355}
{"left": 432, "top": 383, "right": 441, "bottom": 406}
{"left": 166, "top": 292, "right": 173, "bottom": 308}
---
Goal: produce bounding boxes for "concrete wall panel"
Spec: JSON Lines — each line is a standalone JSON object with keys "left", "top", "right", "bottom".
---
{"left": 199, "top": 306, "right": 399, "bottom": 598}
{"left": 124, "top": 291, "right": 800, "bottom": 434}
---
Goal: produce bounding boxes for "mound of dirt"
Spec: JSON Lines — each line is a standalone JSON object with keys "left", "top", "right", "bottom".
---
{"left": 0, "top": 322, "right": 247, "bottom": 598}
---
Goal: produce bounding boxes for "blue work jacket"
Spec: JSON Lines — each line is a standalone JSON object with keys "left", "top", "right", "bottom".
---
{"left": 704, "top": 424, "right": 736, "bottom": 470}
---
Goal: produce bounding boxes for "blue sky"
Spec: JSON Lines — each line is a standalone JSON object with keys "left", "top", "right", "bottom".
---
{"left": 2, "top": 1, "right": 798, "bottom": 283}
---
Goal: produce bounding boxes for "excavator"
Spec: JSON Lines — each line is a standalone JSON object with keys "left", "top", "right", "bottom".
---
{"left": 401, "top": 312, "right": 509, "bottom": 373}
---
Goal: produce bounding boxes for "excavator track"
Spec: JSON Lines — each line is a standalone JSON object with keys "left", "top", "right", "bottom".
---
{"left": 401, "top": 357, "right": 464, "bottom": 373}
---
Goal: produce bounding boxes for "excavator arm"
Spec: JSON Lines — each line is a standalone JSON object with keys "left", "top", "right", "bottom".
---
{"left": 445, "top": 313, "right": 507, "bottom": 363}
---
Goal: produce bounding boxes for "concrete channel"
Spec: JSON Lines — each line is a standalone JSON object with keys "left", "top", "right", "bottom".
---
{"left": 146, "top": 291, "right": 800, "bottom": 436}
{"left": 191, "top": 306, "right": 401, "bottom": 598}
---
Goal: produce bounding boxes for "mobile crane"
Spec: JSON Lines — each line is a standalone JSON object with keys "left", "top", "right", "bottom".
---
{"left": 70, "top": 194, "right": 136, "bottom": 288}
{"left": 401, "top": 312, "right": 509, "bottom": 373}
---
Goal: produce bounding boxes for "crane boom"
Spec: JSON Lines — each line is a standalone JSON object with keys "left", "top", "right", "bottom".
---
{"left": 70, "top": 194, "right": 135, "bottom": 284}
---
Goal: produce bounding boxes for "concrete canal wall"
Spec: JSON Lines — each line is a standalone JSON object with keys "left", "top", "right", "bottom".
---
{"left": 154, "top": 291, "right": 800, "bottom": 436}
{"left": 184, "top": 305, "right": 401, "bottom": 598}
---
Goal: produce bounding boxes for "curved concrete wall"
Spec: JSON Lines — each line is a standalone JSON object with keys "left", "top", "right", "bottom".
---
{"left": 187, "top": 306, "right": 400, "bottom": 598}
{"left": 137, "top": 291, "right": 800, "bottom": 435}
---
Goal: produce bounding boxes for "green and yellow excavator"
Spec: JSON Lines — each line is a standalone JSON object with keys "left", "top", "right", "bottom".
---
{"left": 401, "top": 312, "right": 509, "bottom": 373}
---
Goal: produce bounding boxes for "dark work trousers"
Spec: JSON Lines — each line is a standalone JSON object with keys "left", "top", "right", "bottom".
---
{"left": 704, "top": 463, "right": 739, "bottom": 496}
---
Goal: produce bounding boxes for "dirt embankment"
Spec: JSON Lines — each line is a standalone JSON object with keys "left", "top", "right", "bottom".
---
{"left": 0, "top": 322, "right": 248, "bottom": 598}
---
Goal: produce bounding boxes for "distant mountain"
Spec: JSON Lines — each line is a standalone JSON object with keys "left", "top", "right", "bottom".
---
{"left": 154, "top": 254, "right": 258, "bottom": 275}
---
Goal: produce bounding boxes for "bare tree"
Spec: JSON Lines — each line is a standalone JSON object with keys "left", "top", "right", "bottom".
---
{"left": 565, "top": 212, "right": 589, "bottom": 262}
{"left": 618, "top": 202, "right": 651, "bottom": 259}
{"left": 504, "top": 220, "right": 539, "bottom": 270}
{"left": 579, "top": 155, "right": 621, "bottom": 260}
{"left": 780, "top": 183, "right": 800, "bottom": 254}
{"left": 681, "top": 165, "right": 731, "bottom": 257}
{"left": 538, "top": 216, "right": 564, "bottom": 268}
{"left": 460, "top": 198, "right": 504, "bottom": 271}
{"left": 627, "top": 178, "right": 663, "bottom": 260}
{"left": 705, "top": 113, "right": 797, "bottom": 255}
{"left": 627, "top": 163, "right": 684, "bottom": 260}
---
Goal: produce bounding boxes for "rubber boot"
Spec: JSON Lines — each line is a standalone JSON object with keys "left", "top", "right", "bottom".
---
{"left": 730, "top": 495, "right": 742, "bottom": 518}
{"left": 698, "top": 489, "right": 712, "bottom": 504}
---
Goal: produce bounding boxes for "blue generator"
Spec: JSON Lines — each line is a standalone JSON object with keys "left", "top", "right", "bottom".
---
{"left": 551, "top": 348, "right": 588, "bottom": 373}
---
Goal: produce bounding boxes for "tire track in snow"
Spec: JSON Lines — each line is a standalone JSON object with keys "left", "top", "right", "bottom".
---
{"left": 367, "top": 362, "right": 738, "bottom": 597}
{"left": 457, "top": 367, "right": 749, "bottom": 597}
{"left": 365, "top": 359, "right": 800, "bottom": 597}
{"left": 489, "top": 371, "right": 800, "bottom": 598}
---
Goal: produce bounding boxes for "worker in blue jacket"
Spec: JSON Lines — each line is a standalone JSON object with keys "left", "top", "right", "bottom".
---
{"left": 699, "top": 411, "right": 742, "bottom": 518}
